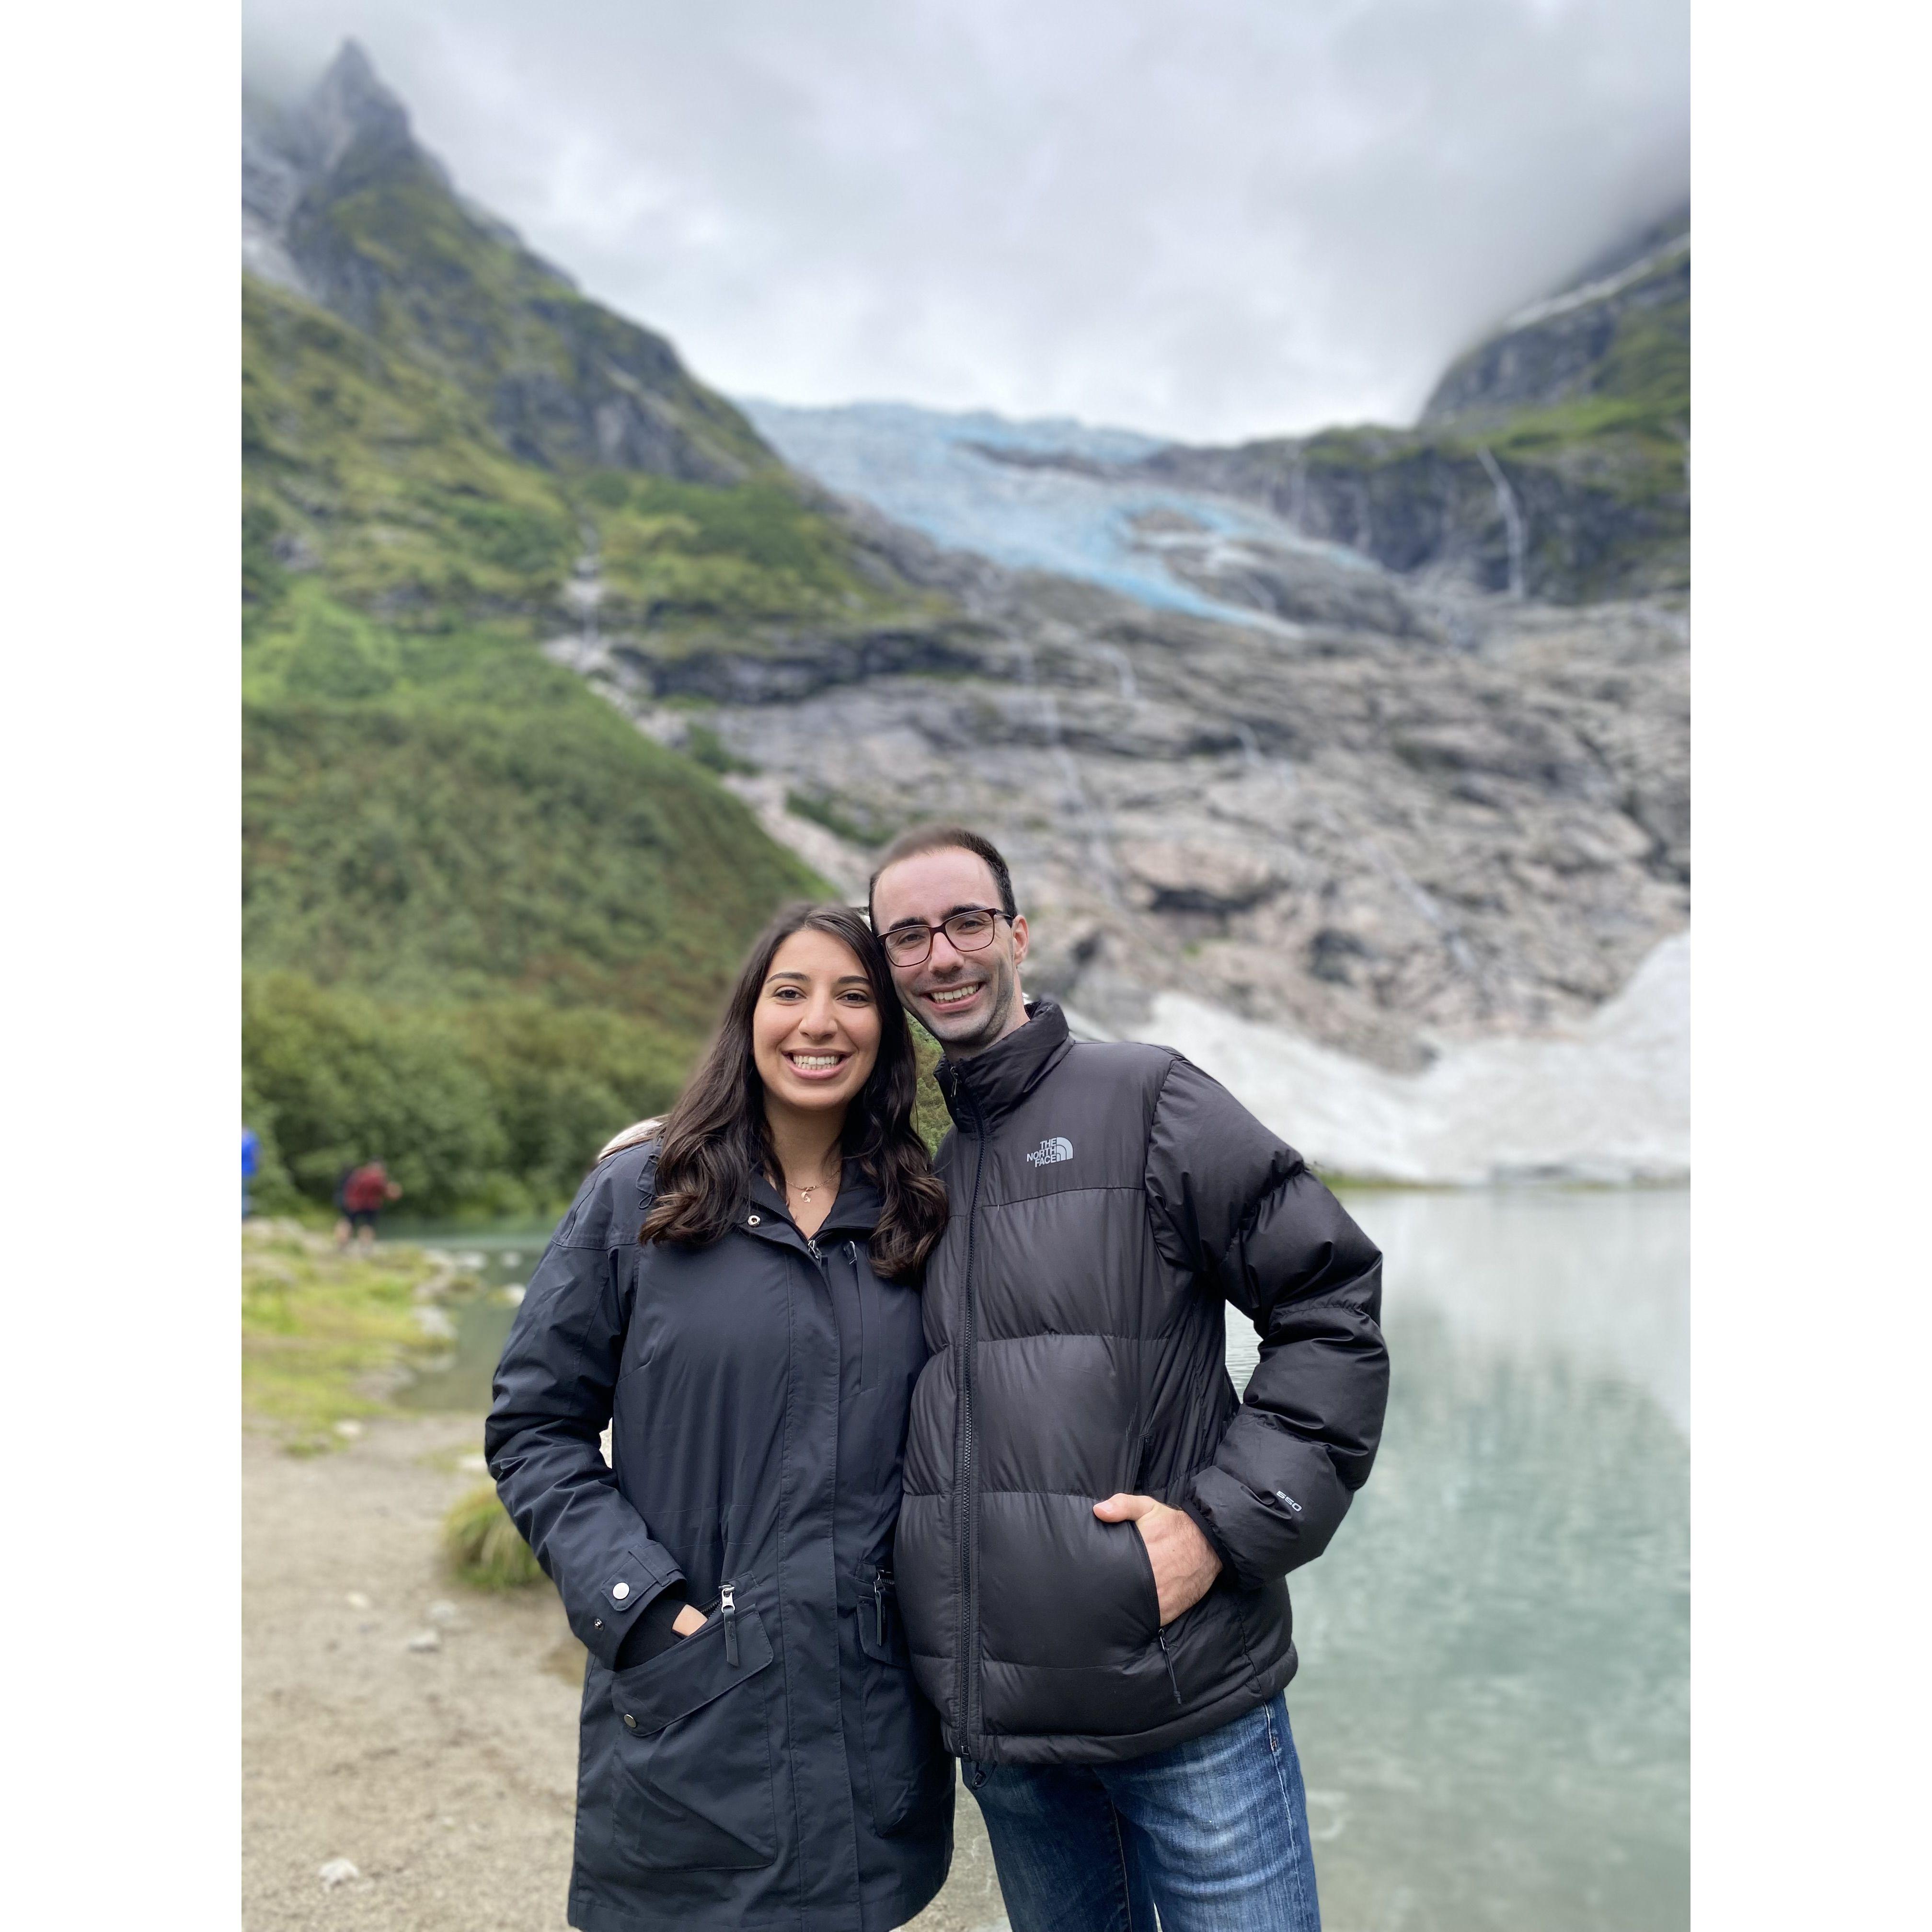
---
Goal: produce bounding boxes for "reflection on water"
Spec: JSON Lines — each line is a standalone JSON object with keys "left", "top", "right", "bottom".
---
{"left": 393, "top": 1232, "right": 532, "bottom": 1414}
{"left": 396, "top": 1189, "right": 1689, "bottom": 1932}
{"left": 1253, "top": 1188, "right": 1689, "bottom": 1932}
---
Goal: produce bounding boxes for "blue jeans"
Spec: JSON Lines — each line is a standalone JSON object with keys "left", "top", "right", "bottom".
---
{"left": 966, "top": 1693, "right": 1321, "bottom": 1932}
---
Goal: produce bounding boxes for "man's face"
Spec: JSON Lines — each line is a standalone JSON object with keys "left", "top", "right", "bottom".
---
{"left": 872, "top": 847, "right": 1031, "bottom": 1055}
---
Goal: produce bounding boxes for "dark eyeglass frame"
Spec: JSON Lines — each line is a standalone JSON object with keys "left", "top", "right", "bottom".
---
{"left": 877, "top": 906, "right": 1013, "bottom": 967}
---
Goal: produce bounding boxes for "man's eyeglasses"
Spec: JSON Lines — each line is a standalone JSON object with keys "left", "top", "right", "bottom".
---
{"left": 878, "top": 908, "right": 1012, "bottom": 968}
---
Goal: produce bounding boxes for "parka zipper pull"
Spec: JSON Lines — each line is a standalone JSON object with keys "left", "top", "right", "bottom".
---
{"left": 873, "top": 1568, "right": 894, "bottom": 1648}
{"left": 720, "top": 1581, "right": 739, "bottom": 1667}
{"left": 1156, "top": 1627, "right": 1182, "bottom": 1705}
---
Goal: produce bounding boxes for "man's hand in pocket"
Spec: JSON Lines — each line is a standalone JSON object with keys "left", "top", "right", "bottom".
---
{"left": 1093, "top": 1493, "right": 1221, "bottom": 1625}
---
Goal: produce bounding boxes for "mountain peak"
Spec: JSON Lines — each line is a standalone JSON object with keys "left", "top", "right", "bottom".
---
{"left": 301, "top": 39, "right": 414, "bottom": 175}
{"left": 243, "top": 39, "right": 437, "bottom": 299}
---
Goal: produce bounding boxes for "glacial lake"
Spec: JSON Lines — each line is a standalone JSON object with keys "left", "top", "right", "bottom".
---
{"left": 396, "top": 1185, "right": 1689, "bottom": 1932}
{"left": 1256, "top": 1187, "right": 1689, "bottom": 1932}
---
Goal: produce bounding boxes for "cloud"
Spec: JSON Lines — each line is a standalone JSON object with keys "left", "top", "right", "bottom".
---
{"left": 242, "top": 0, "right": 1687, "bottom": 441}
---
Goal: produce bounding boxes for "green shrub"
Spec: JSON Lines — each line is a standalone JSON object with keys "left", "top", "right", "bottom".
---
{"left": 785, "top": 786, "right": 900, "bottom": 849}
{"left": 444, "top": 1482, "right": 546, "bottom": 1589}
{"left": 242, "top": 973, "right": 507, "bottom": 1213}
{"left": 912, "top": 1022, "right": 950, "bottom": 1153}
{"left": 685, "top": 722, "right": 759, "bottom": 775}
{"left": 450, "top": 998, "right": 688, "bottom": 1206}
{"left": 283, "top": 602, "right": 398, "bottom": 701}
{"left": 242, "top": 498, "right": 289, "bottom": 613}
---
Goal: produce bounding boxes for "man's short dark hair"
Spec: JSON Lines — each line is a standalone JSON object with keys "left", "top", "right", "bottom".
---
{"left": 867, "top": 824, "right": 1017, "bottom": 930}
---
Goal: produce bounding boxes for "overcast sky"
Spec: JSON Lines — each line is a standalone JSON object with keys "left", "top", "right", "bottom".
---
{"left": 242, "top": 0, "right": 1687, "bottom": 443}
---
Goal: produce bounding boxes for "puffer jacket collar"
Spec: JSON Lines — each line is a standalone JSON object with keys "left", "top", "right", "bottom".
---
{"left": 935, "top": 997, "right": 1073, "bottom": 1132}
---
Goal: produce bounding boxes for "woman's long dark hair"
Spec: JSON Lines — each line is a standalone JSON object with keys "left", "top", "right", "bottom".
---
{"left": 641, "top": 902, "right": 947, "bottom": 1281}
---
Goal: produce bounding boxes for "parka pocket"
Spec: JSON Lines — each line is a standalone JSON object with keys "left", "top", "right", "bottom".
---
{"left": 609, "top": 1593, "right": 778, "bottom": 1870}
{"left": 856, "top": 1564, "right": 950, "bottom": 1837}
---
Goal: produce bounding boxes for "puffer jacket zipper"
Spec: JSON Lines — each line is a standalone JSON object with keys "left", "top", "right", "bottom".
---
{"left": 954, "top": 1082, "right": 989, "bottom": 1754}
{"left": 1156, "top": 1626, "right": 1182, "bottom": 1704}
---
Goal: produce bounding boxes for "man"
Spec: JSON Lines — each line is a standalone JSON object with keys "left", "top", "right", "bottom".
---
{"left": 869, "top": 824, "right": 1389, "bottom": 1932}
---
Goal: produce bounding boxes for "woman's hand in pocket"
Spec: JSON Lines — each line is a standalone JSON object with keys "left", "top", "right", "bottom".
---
{"left": 614, "top": 1589, "right": 711, "bottom": 1668}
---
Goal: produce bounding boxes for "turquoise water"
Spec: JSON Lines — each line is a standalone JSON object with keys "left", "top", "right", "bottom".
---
{"left": 392, "top": 1230, "right": 535, "bottom": 1414}
{"left": 395, "top": 1188, "right": 1689, "bottom": 1931}
{"left": 1257, "top": 1188, "right": 1690, "bottom": 1932}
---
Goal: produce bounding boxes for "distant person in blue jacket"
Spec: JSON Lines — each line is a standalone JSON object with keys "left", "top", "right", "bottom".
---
{"left": 242, "top": 1126, "right": 260, "bottom": 1220}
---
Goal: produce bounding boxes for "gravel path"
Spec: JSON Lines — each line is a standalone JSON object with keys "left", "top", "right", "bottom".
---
{"left": 243, "top": 1412, "right": 1007, "bottom": 1931}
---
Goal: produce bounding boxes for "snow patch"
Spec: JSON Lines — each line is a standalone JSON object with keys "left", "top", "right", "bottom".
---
{"left": 1142, "top": 932, "right": 1687, "bottom": 1186}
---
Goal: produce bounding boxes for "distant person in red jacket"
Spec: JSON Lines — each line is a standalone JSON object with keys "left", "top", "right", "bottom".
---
{"left": 334, "top": 1160, "right": 402, "bottom": 1251}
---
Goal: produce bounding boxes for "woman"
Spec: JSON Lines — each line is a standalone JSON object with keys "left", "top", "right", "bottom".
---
{"left": 487, "top": 904, "right": 954, "bottom": 1932}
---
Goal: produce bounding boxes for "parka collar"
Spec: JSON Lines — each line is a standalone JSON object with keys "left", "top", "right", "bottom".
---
{"left": 935, "top": 998, "right": 1073, "bottom": 1132}
{"left": 746, "top": 1158, "right": 884, "bottom": 1241}
{"left": 632, "top": 1139, "right": 883, "bottom": 1245}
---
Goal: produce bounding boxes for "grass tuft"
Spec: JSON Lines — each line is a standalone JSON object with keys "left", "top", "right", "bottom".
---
{"left": 242, "top": 1220, "right": 452, "bottom": 1452}
{"left": 443, "top": 1482, "right": 546, "bottom": 1590}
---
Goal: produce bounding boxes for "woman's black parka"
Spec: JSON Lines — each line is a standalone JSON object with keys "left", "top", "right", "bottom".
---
{"left": 485, "top": 1143, "right": 953, "bottom": 1932}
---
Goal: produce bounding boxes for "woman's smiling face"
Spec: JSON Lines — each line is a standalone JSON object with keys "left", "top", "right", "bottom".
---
{"left": 751, "top": 928, "right": 883, "bottom": 1119}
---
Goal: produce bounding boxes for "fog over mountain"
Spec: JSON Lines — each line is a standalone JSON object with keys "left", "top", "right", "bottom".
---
{"left": 241, "top": 0, "right": 1687, "bottom": 441}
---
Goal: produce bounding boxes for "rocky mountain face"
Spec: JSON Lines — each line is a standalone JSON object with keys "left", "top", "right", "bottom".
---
{"left": 1421, "top": 207, "right": 1690, "bottom": 425}
{"left": 980, "top": 206, "right": 1689, "bottom": 607}
{"left": 244, "top": 42, "right": 767, "bottom": 485}
{"left": 553, "top": 509, "right": 1688, "bottom": 1074}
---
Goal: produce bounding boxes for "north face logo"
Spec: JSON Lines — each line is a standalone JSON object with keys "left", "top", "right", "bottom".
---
{"left": 1026, "top": 1136, "right": 1074, "bottom": 1167}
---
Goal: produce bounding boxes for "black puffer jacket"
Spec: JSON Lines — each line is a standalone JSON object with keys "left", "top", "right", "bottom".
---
{"left": 486, "top": 1147, "right": 953, "bottom": 1932}
{"left": 895, "top": 1000, "right": 1388, "bottom": 1765}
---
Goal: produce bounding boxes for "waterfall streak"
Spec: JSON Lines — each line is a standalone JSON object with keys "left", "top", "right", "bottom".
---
{"left": 1091, "top": 644, "right": 1138, "bottom": 702}
{"left": 1477, "top": 447, "right": 1528, "bottom": 600}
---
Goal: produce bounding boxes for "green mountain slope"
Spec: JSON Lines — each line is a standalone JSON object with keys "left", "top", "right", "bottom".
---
{"left": 243, "top": 273, "right": 897, "bottom": 640}
{"left": 241, "top": 45, "right": 890, "bottom": 1216}
{"left": 244, "top": 598, "right": 816, "bottom": 1026}
{"left": 242, "top": 588, "right": 820, "bottom": 1215}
